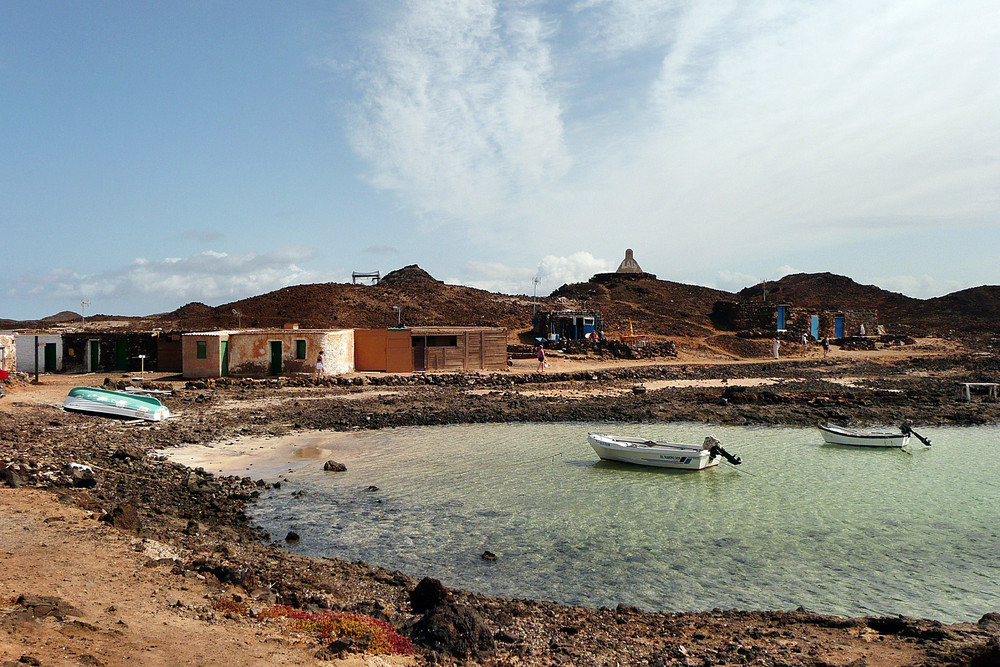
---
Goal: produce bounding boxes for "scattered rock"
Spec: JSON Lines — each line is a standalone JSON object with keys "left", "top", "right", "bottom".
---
{"left": 323, "top": 460, "right": 347, "bottom": 472}
{"left": 285, "top": 531, "right": 300, "bottom": 543}
{"left": 99, "top": 502, "right": 141, "bottom": 534}
{"left": 410, "top": 577, "right": 450, "bottom": 613}
{"left": 409, "top": 602, "right": 496, "bottom": 660}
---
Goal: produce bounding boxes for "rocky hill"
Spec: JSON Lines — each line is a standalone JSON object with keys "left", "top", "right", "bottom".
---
{"left": 737, "top": 273, "right": 1000, "bottom": 337}
{"left": 4, "top": 267, "right": 999, "bottom": 341}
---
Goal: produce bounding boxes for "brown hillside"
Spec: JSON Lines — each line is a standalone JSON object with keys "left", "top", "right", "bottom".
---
{"left": 738, "top": 273, "right": 1000, "bottom": 336}
{"left": 551, "top": 275, "right": 734, "bottom": 338}
{"left": 158, "top": 265, "right": 536, "bottom": 333}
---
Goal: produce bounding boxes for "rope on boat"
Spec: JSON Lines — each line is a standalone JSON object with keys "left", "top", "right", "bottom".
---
{"left": 521, "top": 451, "right": 564, "bottom": 465}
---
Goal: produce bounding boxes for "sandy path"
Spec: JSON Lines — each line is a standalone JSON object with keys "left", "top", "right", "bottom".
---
{"left": 0, "top": 488, "right": 411, "bottom": 666}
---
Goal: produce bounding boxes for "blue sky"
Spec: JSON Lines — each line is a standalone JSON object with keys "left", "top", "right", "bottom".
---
{"left": 3, "top": 1, "right": 999, "bottom": 320}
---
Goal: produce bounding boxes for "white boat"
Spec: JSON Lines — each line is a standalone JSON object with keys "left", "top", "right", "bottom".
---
{"left": 63, "top": 386, "right": 171, "bottom": 421}
{"left": 588, "top": 433, "right": 741, "bottom": 470}
{"left": 817, "top": 422, "right": 908, "bottom": 448}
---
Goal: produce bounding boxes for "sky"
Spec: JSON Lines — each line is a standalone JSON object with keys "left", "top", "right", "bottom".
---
{"left": 3, "top": 1, "right": 999, "bottom": 320}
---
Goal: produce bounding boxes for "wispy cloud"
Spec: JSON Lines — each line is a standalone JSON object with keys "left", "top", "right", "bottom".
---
{"left": 350, "top": 0, "right": 1000, "bottom": 278}
{"left": 7, "top": 248, "right": 340, "bottom": 316}
{"left": 363, "top": 245, "right": 399, "bottom": 256}
{"left": 453, "top": 251, "right": 614, "bottom": 295}
{"left": 348, "top": 0, "right": 569, "bottom": 221}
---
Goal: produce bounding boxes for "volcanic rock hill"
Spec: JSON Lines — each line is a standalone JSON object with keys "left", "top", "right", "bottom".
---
{"left": 4, "top": 267, "right": 1000, "bottom": 341}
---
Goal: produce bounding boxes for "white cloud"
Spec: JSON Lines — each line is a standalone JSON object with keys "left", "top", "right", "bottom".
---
{"left": 7, "top": 248, "right": 340, "bottom": 317}
{"left": 863, "top": 274, "right": 966, "bottom": 300}
{"left": 348, "top": 0, "right": 1000, "bottom": 284}
{"left": 349, "top": 0, "right": 569, "bottom": 221}
{"left": 536, "top": 252, "right": 613, "bottom": 288}
{"left": 451, "top": 251, "right": 613, "bottom": 295}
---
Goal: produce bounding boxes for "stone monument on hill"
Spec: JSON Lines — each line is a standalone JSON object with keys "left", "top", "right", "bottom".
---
{"left": 590, "top": 249, "right": 656, "bottom": 283}
{"left": 616, "top": 249, "right": 643, "bottom": 274}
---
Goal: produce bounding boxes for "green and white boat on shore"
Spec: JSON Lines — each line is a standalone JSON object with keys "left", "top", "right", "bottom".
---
{"left": 63, "top": 386, "right": 171, "bottom": 421}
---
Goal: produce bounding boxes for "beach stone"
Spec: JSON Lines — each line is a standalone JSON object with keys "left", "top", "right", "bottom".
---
{"left": 480, "top": 550, "right": 497, "bottom": 561}
{"left": 112, "top": 445, "right": 143, "bottom": 461}
{"left": 65, "top": 463, "right": 97, "bottom": 488}
{"left": 100, "top": 502, "right": 141, "bottom": 534}
{"left": 285, "top": 531, "right": 300, "bottom": 543}
{"left": 0, "top": 465, "right": 23, "bottom": 488}
{"left": 323, "top": 460, "right": 346, "bottom": 472}
{"left": 409, "top": 602, "right": 495, "bottom": 659}
{"left": 410, "top": 577, "right": 450, "bottom": 613}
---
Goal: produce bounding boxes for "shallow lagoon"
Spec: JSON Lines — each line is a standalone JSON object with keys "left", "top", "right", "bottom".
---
{"left": 195, "top": 423, "right": 1000, "bottom": 622}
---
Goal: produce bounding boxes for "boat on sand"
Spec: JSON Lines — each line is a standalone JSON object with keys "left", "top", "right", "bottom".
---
{"left": 63, "top": 386, "right": 171, "bottom": 421}
{"left": 588, "top": 433, "right": 742, "bottom": 470}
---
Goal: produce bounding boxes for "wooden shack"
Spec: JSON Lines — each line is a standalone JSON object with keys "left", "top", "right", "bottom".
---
{"left": 355, "top": 327, "right": 507, "bottom": 372}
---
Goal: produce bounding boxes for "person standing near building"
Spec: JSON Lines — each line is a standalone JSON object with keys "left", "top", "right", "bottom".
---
{"left": 316, "top": 350, "right": 325, "bottom": 375}
{"left": 801, "top": 332, "right": 808, "bottom": 349}
{"left": 822, "top": 337, "right": 830, "bottom": 358}
{"left": 772, "top": 337, "right": 780, "bottom": 359}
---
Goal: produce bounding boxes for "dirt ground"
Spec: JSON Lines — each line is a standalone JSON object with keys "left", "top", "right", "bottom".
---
{"left": 0, "top": 488, "right": 414, "bottom": 667}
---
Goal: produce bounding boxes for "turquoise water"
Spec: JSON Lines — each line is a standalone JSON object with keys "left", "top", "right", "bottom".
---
{"left": 247, "top": 423, "right": 1000, "bottom": 622}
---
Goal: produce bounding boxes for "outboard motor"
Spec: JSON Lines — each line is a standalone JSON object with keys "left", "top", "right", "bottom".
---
{"left": 705, "top": 436, "right": 742, "bottom": 465}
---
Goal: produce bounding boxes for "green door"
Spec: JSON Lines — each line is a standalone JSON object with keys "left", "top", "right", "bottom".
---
{"left": 89, "top": 340, "right": 100, "bottom": 372}
{"left": 44, "top": 343, "right": 57, "bottom": 373}
{"left": 269, "top": 341, "right": 282, "bottom": 375}
{"left": 220, "top": 341, "right": 229, "bottom": 377}
{"left": 115, "top": 340, "right": 128, "bottom": 371}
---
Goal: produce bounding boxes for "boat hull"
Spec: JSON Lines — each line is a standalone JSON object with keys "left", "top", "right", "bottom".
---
{"left": 588, "top": 434, "right": 719, "bottom": 470}
{"left": 818, "top": 423, "right": 907, "bottom": 448}
{"left": 63, "top": 387, "right": 171, "bottom": 421}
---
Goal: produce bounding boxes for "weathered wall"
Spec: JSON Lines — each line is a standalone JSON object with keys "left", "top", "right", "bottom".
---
{"left": 0, "top": 335, "right": 15, "bottom": 374}
{"left": 227, "top": 330, "right": 354, "bottom": 378}
{"left": 182, "top": 333, "right": 229, "bottom": 379}
{"left": 14, "top": 334, "right": 63, "bottom": 373}
{"left": 319, "top": 330, "right": 354, "bottom": 376}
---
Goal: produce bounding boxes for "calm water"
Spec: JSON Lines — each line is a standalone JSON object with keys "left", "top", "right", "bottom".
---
{"left": 244, "top": 423, "right": 1000, "bottom": 622}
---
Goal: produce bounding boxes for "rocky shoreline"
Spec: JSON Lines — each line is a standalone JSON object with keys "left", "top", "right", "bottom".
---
{"left": 2, "top": 352, "right": 1000, "bottom": 665}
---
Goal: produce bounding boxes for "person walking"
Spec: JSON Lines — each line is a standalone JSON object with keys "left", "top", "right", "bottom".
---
{"left": 822, "top": 337, "right": 830, "bottom": 358}
{"left": 536, "top": 346, "right": 547, "bottom": 372}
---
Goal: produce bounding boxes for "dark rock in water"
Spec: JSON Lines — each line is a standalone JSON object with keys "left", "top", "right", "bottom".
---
{"left": 410, "top": 576, "right": 450, "bottom": 613}
{"left": 367, "top": 485, "right": 379, "bottom": 492}
{"left": 409, "top": 602, "right": 496, "bottom": 659}
{"left": 323, "top": 460, "right": 347, "bottom": 472}
{"left": 978, "top": 612, "right": 1000, "bottom": 631}
{"left": 100, "top": 502, "right": 141, "bottom": 534}
{"left": 285, "top": 531, "right": 300, "bottom": 543}
{"left": 480, "top": 550, "right": 497, "bottom": 561}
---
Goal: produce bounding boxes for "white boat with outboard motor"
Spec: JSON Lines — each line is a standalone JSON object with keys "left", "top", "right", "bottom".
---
{"left": 588, "top": 433, "right": 742, "bottom": 470}
{"left": 817, "top": 422, "right": 931, "bottom": 448}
